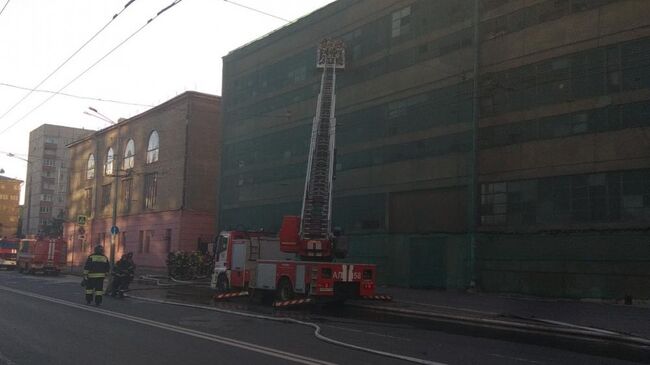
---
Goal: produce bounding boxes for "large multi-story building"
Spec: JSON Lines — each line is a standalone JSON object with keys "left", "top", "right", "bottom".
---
{"left": 0, "top": 176, "right": 22, "bottom": 237}
{"left": 64, "top": 91, "right": 221, "bottom": 268}
{"left": 23, "top": 124, "right": 93, "bottom": 236}
{"left": 220, "top": 0, "right": 650, "bottom": 297}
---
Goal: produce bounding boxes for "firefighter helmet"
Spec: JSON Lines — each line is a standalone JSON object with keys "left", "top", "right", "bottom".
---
{"left": 94, "top": 245, "right": 104, "bottom": 254}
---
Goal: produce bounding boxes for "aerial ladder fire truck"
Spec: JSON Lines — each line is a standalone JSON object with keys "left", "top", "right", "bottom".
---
{"left": 211, "top": 39, "right": 378, "bottom": 305}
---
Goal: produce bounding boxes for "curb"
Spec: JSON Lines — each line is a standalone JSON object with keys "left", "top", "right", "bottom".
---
{"left": 347, "top": 302, "right": 650, "bottom": 360}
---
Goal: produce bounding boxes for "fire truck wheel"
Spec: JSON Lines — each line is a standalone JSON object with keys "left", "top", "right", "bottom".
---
{"left": 276, "top": 277, "right": 294, "bottom": 302}
{"left": 216, "top": 274, "right": 229, "bottom": 292}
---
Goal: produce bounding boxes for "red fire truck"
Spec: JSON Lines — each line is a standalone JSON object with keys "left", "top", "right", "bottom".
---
{"left": 16, "top": 237, "right": 67, "bottom": 275}
{"left": 211, "top": 230, "right": 376, "bottom": 302}
{"left": 0, "top": 238, "right": 19, "bottom": 270}
{"left": 211, "top": 39, "right": 378, "bottom": 303}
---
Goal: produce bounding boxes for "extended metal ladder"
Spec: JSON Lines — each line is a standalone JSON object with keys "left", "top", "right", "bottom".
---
{"left": 300, "top": 39, "right": 344, "bottom": 242}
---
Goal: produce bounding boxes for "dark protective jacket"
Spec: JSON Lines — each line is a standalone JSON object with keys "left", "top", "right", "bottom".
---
{"left": 112, "top": 258, "right": 135, "bottom": 278}
{"left": 83, "top": 254, "right": 110, "bottom": 278}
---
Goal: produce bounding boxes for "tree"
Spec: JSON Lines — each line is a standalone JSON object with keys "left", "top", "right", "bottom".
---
{"left": 42, "top": 210, "right": 65, "bottom": 237}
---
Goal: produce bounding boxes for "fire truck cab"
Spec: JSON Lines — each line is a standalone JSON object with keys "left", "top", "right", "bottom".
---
{"left": 16, "top": 237, "right": 67, "bottom": 275}
{"left": 211, "top": 231, "right": 376, "bottom": 302}
{"left": 0, "top": 238, "right": 18, "bottom": 270}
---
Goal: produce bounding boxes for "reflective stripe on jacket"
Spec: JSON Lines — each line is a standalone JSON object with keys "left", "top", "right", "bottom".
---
{"left": 83, "top": 254, "right": 110, "bottom": 278}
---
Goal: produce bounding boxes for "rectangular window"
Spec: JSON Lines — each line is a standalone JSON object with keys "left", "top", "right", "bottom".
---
{"left": 102, "top": 183, "right": 112, "bottom": 209}
{"left": 480, "top": 169, "right": 650, "bottom": 227}
{"left": 84, "top": 188, "right": 93, "bottom": 215}
{"left": 165, "top": 229, "right": 172, "bottom": 253}
{"left": 119, "top": 232, "right": 126, "bottom": 254}
{"left": 144, "top": 173, "right": 157, "bottom": 209}
{"left": 144, "top": 230, "right": 153, "bottom": 253}
{"left": 138, "top": 230, "right": 144, "bottom": 253}
{"left": 391, "top": 6, "right": 411, "bottom": 38}
{"left": 43, "top": 159, "right": 56, "bottom": 167}
{"left": 121, "top": 179, "right": 133, "bottom": 212}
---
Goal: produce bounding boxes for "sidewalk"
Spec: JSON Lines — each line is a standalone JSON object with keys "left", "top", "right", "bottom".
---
{"left": 123, "top": 269, "right": 650, "bottom": 340}
{"left": 362, "top": 287, "right": 650, "bottom": 339}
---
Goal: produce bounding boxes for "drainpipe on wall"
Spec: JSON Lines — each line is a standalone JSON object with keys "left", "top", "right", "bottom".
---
{"left": 178, "top": 97, "right": 192, "bottom": 251}
{"left": 468, "top": 0, "right": 480, "bottom": 289}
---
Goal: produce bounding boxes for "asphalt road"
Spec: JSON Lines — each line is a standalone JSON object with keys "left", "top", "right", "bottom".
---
{"left": 0, "top": 271, "right": 643, "bottom": 365}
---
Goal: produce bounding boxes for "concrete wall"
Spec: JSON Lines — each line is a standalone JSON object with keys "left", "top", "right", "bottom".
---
{"left": 23, "top": 124, "right": 93, "bottom": 235}
{"left": 478, "top": 232, "right": 650, "bottom": 299}
{"left": 343, "top": 233, "right": 470, "bottom": 289}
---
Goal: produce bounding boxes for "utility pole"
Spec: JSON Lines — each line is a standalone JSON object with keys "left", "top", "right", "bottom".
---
{"left": 87, "top": 106, "right": 120, "bottom": 266}
{"left": 110, "top": 124, "right": 121, "bottom": 267}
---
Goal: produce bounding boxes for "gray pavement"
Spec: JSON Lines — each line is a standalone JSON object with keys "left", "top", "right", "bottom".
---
{"left": 0, "top": 271, "right": 646, "bottom": 365}
{"left": 378, "top": 287, "right": 650, "bottom": 338}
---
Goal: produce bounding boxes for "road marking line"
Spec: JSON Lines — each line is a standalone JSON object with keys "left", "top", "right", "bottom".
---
{"left": 0, "top": 285, "right": 336, "bottom": 365}
{"left": 489, "top": 353, "right": 546, "bottom": 364}
{"left": 393, "top": 300, "right": 498, "bottom": 316}
{"left": 323, "top": 324, "right": 412, "bottom": 341}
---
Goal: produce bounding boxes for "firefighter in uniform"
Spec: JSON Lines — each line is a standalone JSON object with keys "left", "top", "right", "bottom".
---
{"left": 110, "top": 252, "right": 135, "bottom": 297}
{"left": 83, "top": 245, "right": 110, "bottom": 306}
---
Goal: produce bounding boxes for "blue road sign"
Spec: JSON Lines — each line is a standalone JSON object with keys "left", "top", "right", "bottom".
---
{"left": 111, "top": 226, "right": 119, "bottom": 235}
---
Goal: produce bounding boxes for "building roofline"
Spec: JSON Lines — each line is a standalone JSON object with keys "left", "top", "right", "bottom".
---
{"left": 66, "top": 91, "right": 220, "bottom": 148}
{"left": 0, "top": 175, "right": 23, "bottom": 183}
{"left": 224, "top": 0, "right": 358, "bottom": 60}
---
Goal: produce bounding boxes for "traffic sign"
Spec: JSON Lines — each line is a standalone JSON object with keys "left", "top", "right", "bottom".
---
{"left": 111, "top": 226, "right": 119, "bottom": 235}
{"left": 77, "top": 215, "right": 87, "bottom": 225}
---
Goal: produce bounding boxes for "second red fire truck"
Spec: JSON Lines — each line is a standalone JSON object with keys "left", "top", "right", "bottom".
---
{"left": 16, "top": 237, "right": 67, "bottom": 275}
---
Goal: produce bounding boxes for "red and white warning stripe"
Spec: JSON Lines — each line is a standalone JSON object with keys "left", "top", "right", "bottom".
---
{"left": 361, "top": 295, "right": 393, "bottom": 301}
{"left": 213, "top": 291, "right": 249, "bottom": 300}
{"left": 272, "top": 298, "right": 313, "bottom": 307}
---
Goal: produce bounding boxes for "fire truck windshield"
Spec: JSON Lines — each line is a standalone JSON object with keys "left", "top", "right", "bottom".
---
{"left": 0, "top": 242, "right": 18, "bottom": 250}
{"left": 215, "top": 235, "right": 228, "bottom": 257}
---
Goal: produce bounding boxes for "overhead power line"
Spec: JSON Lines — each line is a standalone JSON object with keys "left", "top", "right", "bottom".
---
{"left": 0, "top": 0, "right": 11, "bottom": 19}
{"left": 0, "top": 0, "right": 137, "bottom": 122}
{"left": 0, "top": 0, "right": 185, "bottom": 137}
{"left": 0, "top": 82, "right": 153, "bottom": 107}
{"left": 222, "top": 0, "right": 291, "bottom": 23}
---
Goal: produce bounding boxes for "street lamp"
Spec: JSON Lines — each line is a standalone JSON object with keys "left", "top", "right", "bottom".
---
{"left": 87, "top": 107, "right": 116, "bottom": 125}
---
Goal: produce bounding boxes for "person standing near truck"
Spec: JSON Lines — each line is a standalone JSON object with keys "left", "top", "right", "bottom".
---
{"left": 110, "top": 252, "right": 135, "bottom": 297}
{"left": 83, "top": 245, "right": 110, "bottom": 306}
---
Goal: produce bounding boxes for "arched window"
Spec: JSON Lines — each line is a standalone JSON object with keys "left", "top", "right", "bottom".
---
{"left": 105, "top": 147, "right": 114, "bottom": 175}
{"left": 87, "top": 154, "right": 95, "bottom": 179}
{"left": 123, "top": 139, "right": 135, "bottom": 170}
{"left": 146, "top": 130, "right": 159, "bottom": 164}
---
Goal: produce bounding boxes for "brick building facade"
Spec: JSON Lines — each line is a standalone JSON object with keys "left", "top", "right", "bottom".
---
{"left": 64, "top": 91, "right": 221, "bottom": 268}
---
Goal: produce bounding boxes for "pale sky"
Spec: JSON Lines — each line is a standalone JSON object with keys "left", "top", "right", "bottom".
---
{"left": 0, "top": 0, "right": 335, "bottom": 204}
